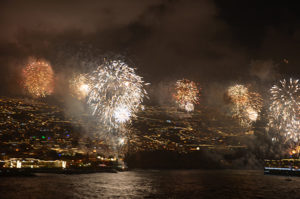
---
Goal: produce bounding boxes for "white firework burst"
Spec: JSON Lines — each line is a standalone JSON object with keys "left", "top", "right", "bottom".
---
{"left": 268, "top": 78, "right": 300, "bottom": 143}
{"left": 87, "top": 59, "right": 148, "bottom": 129}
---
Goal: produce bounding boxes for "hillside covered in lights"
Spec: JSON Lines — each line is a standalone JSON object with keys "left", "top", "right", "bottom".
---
{"left": 0, "top": 97, "right": 273, "bottom": 165}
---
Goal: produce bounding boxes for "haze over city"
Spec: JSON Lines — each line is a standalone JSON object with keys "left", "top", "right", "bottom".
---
{"left": 1, "top": 1, "right": 300, "bottom": 198}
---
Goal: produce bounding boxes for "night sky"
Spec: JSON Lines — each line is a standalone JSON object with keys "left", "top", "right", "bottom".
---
{"left": 1, "top": 0, "right": 300, "bottom": 98}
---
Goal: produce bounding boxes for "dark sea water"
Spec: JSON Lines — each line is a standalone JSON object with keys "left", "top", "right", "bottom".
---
{"left": 1, "top": 170, "right": 300, "bottom": 199}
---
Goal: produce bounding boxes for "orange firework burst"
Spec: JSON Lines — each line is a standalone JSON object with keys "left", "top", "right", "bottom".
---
{"left": 227, "top": 85, "right": 249, "bottom": 105}
{"left": 22, "top": 59, "right": 54, "bottom": 98}
{"left": 226, "top": 84, "right": 262, "bottom": 127}
{"left": 173, "top": 79, "right": 200, "bottom": 112}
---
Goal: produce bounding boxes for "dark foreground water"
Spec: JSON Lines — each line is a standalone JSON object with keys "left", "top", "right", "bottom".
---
{"left": 1, "top": 170, "right": 300, "bottom": 199}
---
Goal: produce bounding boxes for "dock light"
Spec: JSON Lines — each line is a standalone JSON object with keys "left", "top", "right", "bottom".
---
{"left": 16, "top": 160, "right": 22, "bottom": 168}
{"left": 62, "top": 161, "right": 66, "bottom": 169}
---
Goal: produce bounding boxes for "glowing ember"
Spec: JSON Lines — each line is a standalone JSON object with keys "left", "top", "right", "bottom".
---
{"left": 114, "top": 105, "right": 131, "bottom": 123}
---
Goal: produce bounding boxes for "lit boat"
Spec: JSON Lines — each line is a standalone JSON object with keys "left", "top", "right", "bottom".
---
{"left": 264, "top": 159, "right": 300, "bottom": 176}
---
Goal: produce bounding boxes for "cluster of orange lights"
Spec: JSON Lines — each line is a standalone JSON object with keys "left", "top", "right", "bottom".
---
{"left": 22, "top": 59, "right": 54, "bottom": 98}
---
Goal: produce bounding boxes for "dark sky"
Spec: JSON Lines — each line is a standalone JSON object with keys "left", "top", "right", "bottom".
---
{"left": 1, "top": 0, "right": 300, "bottom": 96}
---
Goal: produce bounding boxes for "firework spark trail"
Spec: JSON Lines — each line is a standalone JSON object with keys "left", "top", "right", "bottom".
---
{"left": 268, "top": 78, "right": 300, "bottom": 143}
{"left": 69, "top": 73, "right": 90, "bottom": 100}
{"left": 227, "top": 84, "right": 262, "bottom": 127}
{"left": 173, "top": 79, "right": 200, "bottom": 112}
{"left": 22, "top": 59, "right": 54, "bottom": 98}
{"left": 87, "top": 60, "right": 148, "bottom": 130}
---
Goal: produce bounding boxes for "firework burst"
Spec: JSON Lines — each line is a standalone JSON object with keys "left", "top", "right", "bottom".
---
{"left": 227, "top": 84, "right": 262, "bottom": 127}
{"left": 87, "top": 60, "right": 148, "bottom": 129}
{"left": 173, "top": 79, "right": 200, "bottom": 112}
{"left": 69, "top": 73, "right": 90, "bottom": 100}
{"left": 268, "top": 78, "right": 300, "bottom": 143}
{"left": 22, "top": 59, "right": 54, "bottom": 98}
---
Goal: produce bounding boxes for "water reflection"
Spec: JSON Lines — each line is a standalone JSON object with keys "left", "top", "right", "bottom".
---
{"left": 1, "top": 170, "right": 300, "bottom": 199}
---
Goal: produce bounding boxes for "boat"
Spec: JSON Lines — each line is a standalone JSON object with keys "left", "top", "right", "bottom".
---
{"left": 264, "top": 159, "right": 300, "bottom": 176}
